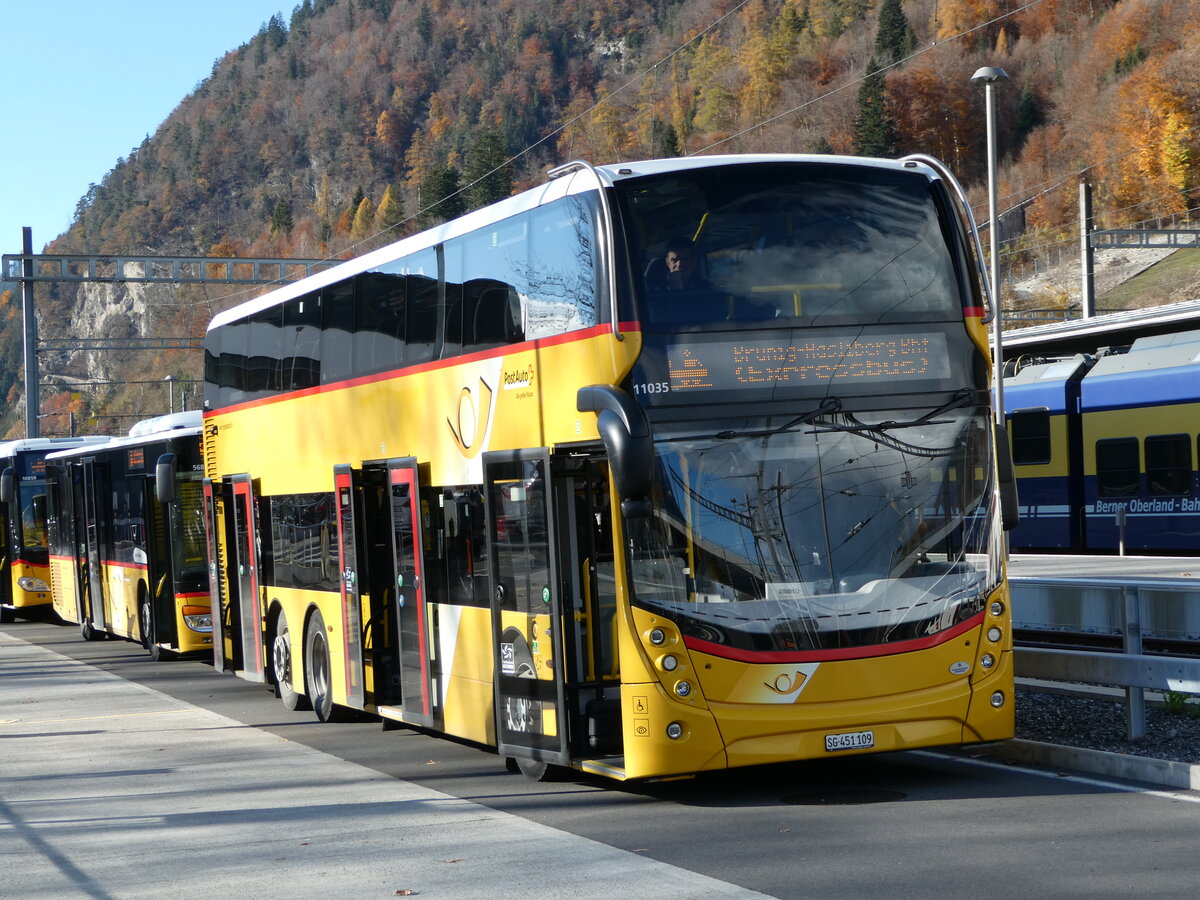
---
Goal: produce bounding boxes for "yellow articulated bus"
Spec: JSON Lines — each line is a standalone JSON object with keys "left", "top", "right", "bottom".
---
{"left": 201, "top": 153, "right": 1018, "bottom": 781}
{"left": 45, "top": 411, "right": 212, "bottom": 657}
{"left": 0, "top": 436, "right": 110, "bottom": 623}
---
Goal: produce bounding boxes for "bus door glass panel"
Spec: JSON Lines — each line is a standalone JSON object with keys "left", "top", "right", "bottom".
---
{"left": 387, "top": 460, "right": 433, "bottom": 726}
{"left": 333, "top": 466, "right": 366, "bottom": 709}
{"left": 0, "top": 479, "right": 10, "bottom": 605}
{"left": 230, "top": 477, "right": 265, "bottom": 682}
{"left": 81, "top": 460, "right": 108, "bottom": 632}
{"left": 483, "top": 450, "right": 568, "bottom": 764}
{"left": 202, "top": 478, "right": 229, "bottom": 672}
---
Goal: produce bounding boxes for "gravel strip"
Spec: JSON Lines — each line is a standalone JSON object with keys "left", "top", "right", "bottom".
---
{"left": 1016, "top": 688, "right": 1200, "bottom": 765}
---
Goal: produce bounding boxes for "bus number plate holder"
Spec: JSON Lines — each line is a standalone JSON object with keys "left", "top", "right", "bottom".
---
{"left": 825, "top": 730, "right": 874, "bottom": 752}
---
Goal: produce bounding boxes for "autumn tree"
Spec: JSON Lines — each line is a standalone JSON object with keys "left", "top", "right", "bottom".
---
{"left": 374, "top": 184, "right": 405, "bottom": 237}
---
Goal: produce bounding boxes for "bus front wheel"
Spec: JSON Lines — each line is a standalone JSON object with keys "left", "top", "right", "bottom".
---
{"left": 138, "top": 589, "right": 164, "bottom": 662}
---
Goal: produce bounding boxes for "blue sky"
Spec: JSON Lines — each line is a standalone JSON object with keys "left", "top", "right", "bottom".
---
{"left": 2, "top": 1, "right": 289, "bottom": 258}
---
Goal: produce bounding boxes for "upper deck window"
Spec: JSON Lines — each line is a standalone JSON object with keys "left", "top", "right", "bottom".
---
{"left": 617, "top": 162, "right": 963, "bottom": 331}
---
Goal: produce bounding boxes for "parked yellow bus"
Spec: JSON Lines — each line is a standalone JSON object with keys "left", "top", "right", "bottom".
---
{"left": 201, "top": 154, "right": 1017, "bottom": 780}
{"left": 0, "top": 437, "right": 109, "bottom": 623}
{"left": 45, "top": 412, "right": 212, "bottom": 657}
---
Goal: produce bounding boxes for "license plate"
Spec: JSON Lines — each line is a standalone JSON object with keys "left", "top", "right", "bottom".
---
{"left": 825, "top": 730, "right": 875, "bottom": 752}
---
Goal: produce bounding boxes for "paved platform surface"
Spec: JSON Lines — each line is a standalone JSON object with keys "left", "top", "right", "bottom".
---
{"left": 0, "top": 631, "right": 766, "bottom": 899}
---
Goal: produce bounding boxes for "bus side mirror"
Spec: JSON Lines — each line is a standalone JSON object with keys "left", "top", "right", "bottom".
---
{"left": 156, "top": 453, "right": 178, "bottom": 504}
{"left": 994, "top": 424, "right": 1019, "bottom": 532}
{"left": 577, "top": 385, "right": 655, "bottom": 519}
{"left": 0, "top": 467, "right": 13, "bottom": 504}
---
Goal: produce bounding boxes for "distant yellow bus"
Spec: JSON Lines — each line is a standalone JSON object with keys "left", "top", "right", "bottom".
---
{"left": 201, "top": 154, "right": 1017, "bottom": 780}
{"left": 0, "top": 436, "right": 108, "bottom": 623}
{"left": 45, "top": 412, "right": 212, "bottom": 657}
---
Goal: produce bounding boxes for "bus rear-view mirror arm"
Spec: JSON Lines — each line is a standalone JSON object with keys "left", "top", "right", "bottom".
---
{"left": 577, "top": 385, "right": 655, "bottom": 518}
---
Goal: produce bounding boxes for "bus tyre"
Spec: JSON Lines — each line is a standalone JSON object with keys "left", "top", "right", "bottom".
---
{"left": 272, "top": 609, "right": 310, "bottom": 711}
{"left": 138, "top": 589, "right": 163, "bottom": 662}
{"left": 304, "top": 610, "right": 349, "bottom": 723}
{"left": 0, "top": 605, "right": 13, "bottom": 624}
{"left": 79, "top": 617, "right": 105, "bottom": 641}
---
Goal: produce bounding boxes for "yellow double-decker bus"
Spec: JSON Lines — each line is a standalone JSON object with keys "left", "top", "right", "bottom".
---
{"left": 0, "top": 436, "right": 109, "bottom": 623}
{"left": 201, "top": 154, "right": 1017, "bottom": 780}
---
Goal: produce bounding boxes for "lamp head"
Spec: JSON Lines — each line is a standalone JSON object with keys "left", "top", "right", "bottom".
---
{"left": 971, "top": 66, "right": 1009, "bottom": 84}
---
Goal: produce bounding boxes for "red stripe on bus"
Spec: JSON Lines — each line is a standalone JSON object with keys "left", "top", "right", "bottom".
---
{"left": 962, "top": 307, "right": 987, "bottom": 318}
{"left": 682, "top": 611, "right": 985, "bottom": 663}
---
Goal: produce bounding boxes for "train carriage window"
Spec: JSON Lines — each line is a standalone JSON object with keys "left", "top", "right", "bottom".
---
{"left": 1145, "top": 434, "right": 1192, "bottom": 496}
{"left": 1096, "top": 438, "right": 1140, "bottom": 497}
{"left": 1010, "top": 408, "right": 1051, "bottom": 465}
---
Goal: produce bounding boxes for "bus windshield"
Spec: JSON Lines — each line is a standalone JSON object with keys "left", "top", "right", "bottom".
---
{"left": 18, "top": 481, "right": 50, "bottom": 553}
{"left": 619, "top": 161, "right": 965, "bottom": 329}
{"left": 624, "top": 403, "right": 1002, "bottom": 654}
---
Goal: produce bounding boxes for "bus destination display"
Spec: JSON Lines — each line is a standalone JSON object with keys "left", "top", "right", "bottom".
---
{"left": 632, "top": 333, "right": 951, "bottom": 400}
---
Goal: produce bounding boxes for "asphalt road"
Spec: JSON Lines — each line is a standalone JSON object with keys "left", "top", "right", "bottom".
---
{"left": 6, "top": 612, "right": 1200, "bottom": 899}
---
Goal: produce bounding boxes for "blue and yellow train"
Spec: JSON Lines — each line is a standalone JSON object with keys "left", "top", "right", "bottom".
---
{"left": 1005, "top": 327, "right": 1200, "bottom": 552}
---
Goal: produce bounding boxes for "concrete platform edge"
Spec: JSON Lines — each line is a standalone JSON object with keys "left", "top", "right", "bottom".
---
{"left": 985, "top": 738, "right": 1200, "bottom": 790}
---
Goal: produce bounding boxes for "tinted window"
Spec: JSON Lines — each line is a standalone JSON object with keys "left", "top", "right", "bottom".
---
{"left": 406, "top": 250, "right": 439, "bottom": 365}
{"left": 350, "top": 272, "right": 404, "bottom": 377}
{"left": 282, "top": 292, "right": 321, "bottom": 391}
{"left": 1010, "top": 408, "right": 1051, "bottom": 465}
{"left": 1145, "top": 434, "right": 1191, "bottom": 496}
{"left": 618, "top": 163, "right": 961, "bottom": 331}
{"left": 1096, "top": 438, "right": 1139, "bottom": 497}
{"left": 321, "top": 280, "right": 356, "bottom": 384}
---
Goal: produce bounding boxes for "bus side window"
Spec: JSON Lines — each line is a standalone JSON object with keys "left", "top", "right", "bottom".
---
{"left": 352, "top": 271, "right": 405, "bottom": 378}
{"left": 406, "top": 249, "right": 439, "bottom": 366}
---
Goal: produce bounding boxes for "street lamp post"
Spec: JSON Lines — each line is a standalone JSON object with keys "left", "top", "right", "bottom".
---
{"left": 163, "top": 375, "right": 177, "bottom": 415}
{"left": 971, "top": 66, "right": 1008, "bottom": 425}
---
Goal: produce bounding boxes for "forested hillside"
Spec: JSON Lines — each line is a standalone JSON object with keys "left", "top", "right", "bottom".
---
{"left": 5, "top": 0, "right": 1200, "bottom": 436}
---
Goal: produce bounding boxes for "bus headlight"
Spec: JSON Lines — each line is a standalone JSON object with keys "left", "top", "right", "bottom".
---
{"left": 183, "top": 607, "right": 213, "bottom": 632}
{"left": 989, "top": 600, "right": 1005, "bottom": 617}
{"left": 986, "top": 626, "right": 1003, "bottom": 643}
{"left": 674, "top": 680, "right": 692, "bottom": 697}
{"left": 980, "top": 653, "right": 996, "bottom": 670}
{"left": 661, "top": 655, "right": 678, "bottom": 672}
{"left": 17, "top": 577, "right": 49, "bottom": 593}
{"left": 666, "top": 721, "right": 684, "bottom": 739}
{"left": 990, "top": 691, "right": 1006, "bottom": 708}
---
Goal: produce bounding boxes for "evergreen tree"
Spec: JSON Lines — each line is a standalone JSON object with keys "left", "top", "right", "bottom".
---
{"left": 852, "top": 58, "right": 898, "bottom": 157}
{"left": 270, "top": 198, "right": 294, "bottom": 235}
{"left": 463, "top": 128, "right": 513, "bottom": 209}
{"left": 418, "top": 164, "right": 465, "bottom": 227}
{"left": 874, "top": 0, "right": 916, "bottom": 65}
{"left": 1014, "top": 86, "right": 1044, "bottom": 145}
{"left": 650, "top": 117, "right": 681, "bottom": 158}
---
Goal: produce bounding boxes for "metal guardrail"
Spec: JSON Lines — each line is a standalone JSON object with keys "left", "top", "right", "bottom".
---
{"left": 1012, "top": 577, "right": 1200, "bottom": 740}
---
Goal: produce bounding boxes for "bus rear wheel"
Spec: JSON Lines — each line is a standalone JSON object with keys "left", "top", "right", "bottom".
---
{"left": 272, "top": 609, "right": 309, "bottom": 711}
{"left": 304, "top": 610, "right": 348, "bottom": 723}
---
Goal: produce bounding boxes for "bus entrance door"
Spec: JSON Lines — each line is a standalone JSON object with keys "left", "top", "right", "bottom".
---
{"left": 201, "top": 479, "right": 229, "bottom": 672}
{"left": 332, "top": 465, "right": 368, "bottom": 710}
{"left": 382, "top": 459, "right": 434, "bottom": 727}
{"left": 80, "top": 459, "right": 108, "bottom": 636}
{"left": 226, "top": 476, "right": 265, "bottom": 682}
{"left": 483, "top": 450, "right": 569, "bottom": 770}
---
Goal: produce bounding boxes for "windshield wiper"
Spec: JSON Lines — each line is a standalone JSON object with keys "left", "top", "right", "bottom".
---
{"left": 811, "top": 388, "right": 983, "bottom": 435}
{"left": 716, "top": 397, "right": 841, "bottom": 440}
